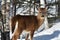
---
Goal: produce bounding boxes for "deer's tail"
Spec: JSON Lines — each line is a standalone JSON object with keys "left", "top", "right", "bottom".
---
{"left": 11, "top": 16, "right": 18, "bottom": 33}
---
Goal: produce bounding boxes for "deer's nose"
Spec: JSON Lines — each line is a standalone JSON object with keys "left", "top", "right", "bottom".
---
{"left": 42, "top": 15, "right": 44, "bottom": 17}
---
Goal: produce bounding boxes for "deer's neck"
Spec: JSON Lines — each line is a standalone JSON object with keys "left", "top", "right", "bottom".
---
{"left": 37, "top": 13, "right": 44, "bottom": 27}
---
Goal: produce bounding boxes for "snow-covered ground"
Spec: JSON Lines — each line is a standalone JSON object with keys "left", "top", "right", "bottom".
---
{"left": 33, "top": 22, "right": 60, "bottom": 40}
{"left": 17, "top": 22, "right": 60, "bottom": 40}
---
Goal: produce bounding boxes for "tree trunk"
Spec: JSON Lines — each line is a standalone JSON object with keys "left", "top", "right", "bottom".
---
{"left": 1, "top": 0, "right": 6, "bottom": 32}
{"left": 1, "top": 0, "right": 10, "bottom": 33}
{"left": 13, "top": 0, "right": 16, "bottom": 16}
{"left": 58, "top": 0, "right": 60, "bottom": 16}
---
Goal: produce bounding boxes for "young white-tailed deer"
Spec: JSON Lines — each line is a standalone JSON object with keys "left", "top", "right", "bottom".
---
{"left": 10, "top": 8, "right": 47, "bottom": 40}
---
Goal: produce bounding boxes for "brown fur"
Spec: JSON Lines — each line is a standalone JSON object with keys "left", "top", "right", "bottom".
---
{"left": 10, "top": 8, "right": 46, "bottom": 40}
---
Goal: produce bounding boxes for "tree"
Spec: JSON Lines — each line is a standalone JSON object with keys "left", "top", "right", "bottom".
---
{"left": 58, "top": 0, "right": 60, "bottom": 16}
{"left": 1, "top": 0, "right": 10, "bottom": 31}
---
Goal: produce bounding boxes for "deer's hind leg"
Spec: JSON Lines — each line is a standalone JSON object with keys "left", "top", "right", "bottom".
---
{"left": 12, "top": 27, "right": 22, "bottom": 40}
{"left": 12, "top": 21, "right": 22, "bottom": 40}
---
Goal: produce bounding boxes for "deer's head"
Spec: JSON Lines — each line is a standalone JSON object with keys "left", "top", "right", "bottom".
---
{"left": 38, "top": 7, "right": 47, "bottom": 17}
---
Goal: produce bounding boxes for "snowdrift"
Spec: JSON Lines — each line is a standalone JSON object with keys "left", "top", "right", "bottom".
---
{"left": 33, "top": 22, "right": 60, "bottom": 40}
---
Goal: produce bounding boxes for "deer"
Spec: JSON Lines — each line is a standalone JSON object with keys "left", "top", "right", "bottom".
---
{"left": 10, "top": 7, "right": 47, "bottom": 40}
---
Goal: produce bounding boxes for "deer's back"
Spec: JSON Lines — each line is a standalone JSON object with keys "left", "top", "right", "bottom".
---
{"left": 11, "top": 15, "right": 39, "bottom": 32}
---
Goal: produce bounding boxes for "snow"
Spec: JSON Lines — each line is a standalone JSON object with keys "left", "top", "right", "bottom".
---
{"left": 16, "top": 7, "right": 38, "bottom": 16}
{"left": 33, "top": 22, "right": 60, "bottom": 40}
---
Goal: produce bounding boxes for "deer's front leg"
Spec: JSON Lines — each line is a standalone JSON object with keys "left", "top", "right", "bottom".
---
{"left": 25, "top": 33, "right": 29, "bottom": 40}
{"left": 29, "top": 31, "right": 34, "bottom": 40}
